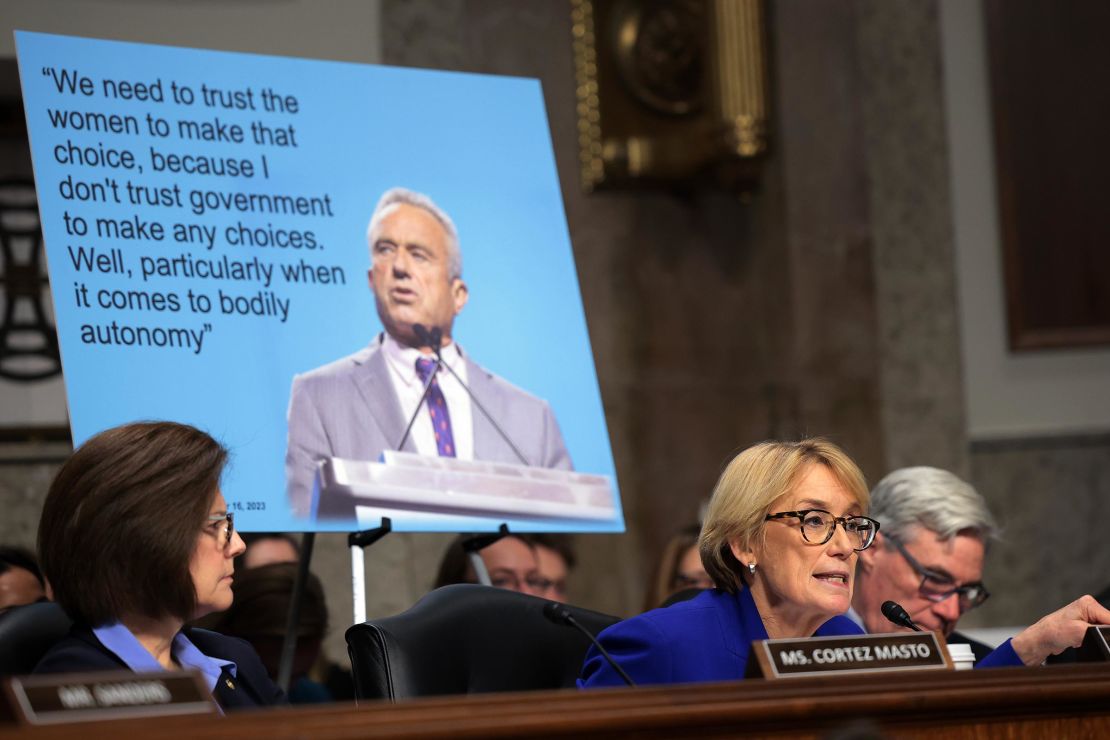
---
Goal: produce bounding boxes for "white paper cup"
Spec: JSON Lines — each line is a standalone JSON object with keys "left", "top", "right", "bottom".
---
{"left": 947, "top": 642, "right": 976, "bottom": 670}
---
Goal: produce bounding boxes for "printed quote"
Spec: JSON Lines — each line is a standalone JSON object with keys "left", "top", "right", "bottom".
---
{"left": 40, "top": 67, "right": 345, "bottom": 354}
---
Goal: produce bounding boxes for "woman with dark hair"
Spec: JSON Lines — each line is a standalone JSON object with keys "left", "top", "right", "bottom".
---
{"left": 0, "top": 545, "right": 46, "bottom": 612}
{"left": 34, "top": 421, "right": 284, "bottom": 709}
{"left": 197, "top": 562, "right": 348, "bottom": 704}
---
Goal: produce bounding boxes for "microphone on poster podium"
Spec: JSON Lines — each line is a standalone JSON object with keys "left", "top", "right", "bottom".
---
{"left": 543, "top": 601, "right": 637, "bottom": 687}
{"left": 409, "top": 323, "right": 532, "bottom": 466}
{"left": 394, "top": 326, "right": 449, "bottom": 452}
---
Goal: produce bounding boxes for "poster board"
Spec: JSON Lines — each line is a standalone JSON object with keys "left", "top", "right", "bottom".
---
{"left": 15, "top": 30, "right": 622, "bottom": 533}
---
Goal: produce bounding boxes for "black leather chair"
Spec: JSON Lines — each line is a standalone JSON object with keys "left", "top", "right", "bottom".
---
{"left": 0, "top": 601, "right": 72, "bottom": 675}
{"left": 345, "top": 584, "right": 620, "bottom": 701}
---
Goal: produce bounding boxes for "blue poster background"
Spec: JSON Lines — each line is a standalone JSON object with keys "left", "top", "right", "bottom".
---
{"left": 15, "top": 31, "right": 622, "bottom": 533}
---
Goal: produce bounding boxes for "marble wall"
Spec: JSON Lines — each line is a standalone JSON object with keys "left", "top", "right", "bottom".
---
{"left": 0, "top": 454, "right": 62, "bottom": 547}
{"left": 965, "top": 435, "right": 1110, "bottom": 628}
{"left": 855, "top": 0, "right": 970, "bottom": 477}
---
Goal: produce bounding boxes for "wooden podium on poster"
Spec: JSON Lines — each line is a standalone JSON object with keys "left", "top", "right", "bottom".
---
{"left": 4, "top": 663, "right": 1110, "bottom": 738}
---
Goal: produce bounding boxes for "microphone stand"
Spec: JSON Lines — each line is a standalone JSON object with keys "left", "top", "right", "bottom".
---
{"left": 395, "top": 348, "right": 448, "bottom": 453}
{"left": 418, "top": 324, "right": 532, "bottom": 467}
{"left": 543, "top": 602, "right": 636, "bottom": 687}
{"left": 349, "top": 517, "right": 393, "bottom": 626}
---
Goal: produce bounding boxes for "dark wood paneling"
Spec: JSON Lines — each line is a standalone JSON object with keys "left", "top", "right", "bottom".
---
{"left": 985, "top": 0, "right": 1110, "bottom": 350}
{"left": 4, "top": 664, "right": 1110, "bottom": 738}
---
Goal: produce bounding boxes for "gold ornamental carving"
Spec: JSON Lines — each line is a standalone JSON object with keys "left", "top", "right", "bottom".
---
{"left": 571, "top": 0, "right": 769, "bottom": 193}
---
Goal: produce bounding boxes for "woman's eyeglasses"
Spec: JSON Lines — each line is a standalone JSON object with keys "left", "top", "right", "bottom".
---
{"left": 764, "top": 509, "right": 879, "bottom": 551}
{"left": 205, "top": 512, "right": 234, "bottom": 549}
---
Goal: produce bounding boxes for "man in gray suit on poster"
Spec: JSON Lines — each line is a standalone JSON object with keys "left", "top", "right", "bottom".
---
{"left": 285, "top": 187, "right": 571, "bottom": 519}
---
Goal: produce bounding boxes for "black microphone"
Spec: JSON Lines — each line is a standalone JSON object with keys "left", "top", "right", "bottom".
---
{"left": 412, "top": 323, "right": 440, "bottom": 350}
{"left": 543, "top": 602, "right": 636, "bottom": 688}
{"left": 881, "top": 600, "right": 922, "bottom": 632}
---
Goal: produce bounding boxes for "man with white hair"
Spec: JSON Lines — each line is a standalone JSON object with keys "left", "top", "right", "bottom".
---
{"left": 852, "top": 466, "right": 1110, "bottom": 667}
{"left": 849, "top": 467, "right": 997, "bottom": 659}
{"left": 285, "top": 187, "right": 571, "bottom": 520}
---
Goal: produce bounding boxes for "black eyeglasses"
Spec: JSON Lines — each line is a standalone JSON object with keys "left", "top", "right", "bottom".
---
{"left": 489, "top": 571, "right": 553, "bottom": 594}
{"left": 205, "top": 512, "right": 235, "bottom": 549}
{"left": 887, "top": 536, "right": 990, "bottom": 612}
{"left": 764, "top": 510, "right": 879, "bottom": 551}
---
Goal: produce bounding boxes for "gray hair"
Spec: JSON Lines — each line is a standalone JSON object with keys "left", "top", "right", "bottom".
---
{"left": 870, "top": 467, "right": 998, "bottom": 549}
{"left": 366, "top": 187, "right": 462, "bottom": 280}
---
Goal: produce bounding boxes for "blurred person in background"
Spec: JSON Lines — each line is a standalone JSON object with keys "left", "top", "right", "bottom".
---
{"left": 197, "top": 562, "right": 352, "bottom": 703}
{"left": 643, "top": 524, "right": 713, "bottom": 611}
{"left": 236, "top": 532, "right": 300, "bottom": 572}
{"left": 521, "top": 533, "right": 576, "bottom": 603}
{"left": 434, "top": 534, "right": 548, "bottom": 596}
{"left": 0, "top": 545, "right": 47, "bottom": 613}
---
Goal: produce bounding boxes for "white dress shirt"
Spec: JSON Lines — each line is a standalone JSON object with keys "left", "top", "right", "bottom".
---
{"left": 381, "top": 333, "right": 474, "bottom": 460}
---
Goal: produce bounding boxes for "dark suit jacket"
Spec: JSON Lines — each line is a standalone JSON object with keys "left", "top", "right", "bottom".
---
{"left": 34, "top": 624, "right": 285, "bottom": 710}
{"left": 578, "top": 588, "right": 864, "bottom": 688}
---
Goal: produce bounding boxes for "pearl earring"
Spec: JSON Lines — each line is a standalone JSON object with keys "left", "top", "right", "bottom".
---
{"left": 748, "top": 562, "right": 757, "bottom": 575}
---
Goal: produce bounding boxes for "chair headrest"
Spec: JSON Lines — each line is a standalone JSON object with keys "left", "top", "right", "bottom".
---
{"left": 0, "top": 601, "right": 73, "bottom": 676}
{"left": 345, "top": 584, "right": 619, "bottom": 700}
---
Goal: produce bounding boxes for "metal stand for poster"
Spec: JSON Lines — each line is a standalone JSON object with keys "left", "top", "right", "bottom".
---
{"left": 275, "top": 453, "right": 615, "bottom": 693}
{"left": 348, "top": 517, "right": 393, "bottom": 626}
{"left": 347, "top": 521, "right": 512, "bottom": 625}
{"left": 275, "top": 517, "right": 513, "bottom": 694}
{"left": 276, "top": 519, "right": 392, "bottom": 694}
{"left": 461, "top": 523, "right": 511, "bottom": 587}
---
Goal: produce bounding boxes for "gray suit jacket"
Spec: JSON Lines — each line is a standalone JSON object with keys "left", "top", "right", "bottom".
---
{"left": 285, "top": 337, "right": 571, "bottom": 519}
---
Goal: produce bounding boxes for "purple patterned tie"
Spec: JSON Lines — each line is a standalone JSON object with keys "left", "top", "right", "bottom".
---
{"left": 415, "top": 357, "right": 456, "bottom": 457}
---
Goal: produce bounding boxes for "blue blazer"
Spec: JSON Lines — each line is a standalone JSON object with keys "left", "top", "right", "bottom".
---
{"left": 34, "top": 624, "right": 285, "bottom": 710}
{"left": 578, "top": 588, "right": 864, "bottom": 688}
{"left": 970, "top": 638, "right": 1021, "bottom": 668}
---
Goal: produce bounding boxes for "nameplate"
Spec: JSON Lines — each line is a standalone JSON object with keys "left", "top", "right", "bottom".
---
{"left": 1077, "top": 625, "right": 1110, "bottom": 661}
{"left": 4, "top": 670, "right": 216, "bottom": 725}
{"left": 750, "top": 631, "right": 952, "bottom": 679}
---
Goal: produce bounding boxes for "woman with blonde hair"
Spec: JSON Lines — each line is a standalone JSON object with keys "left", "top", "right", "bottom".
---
{"left": 581, "top": 438, "right": 878, "bottom": 687}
